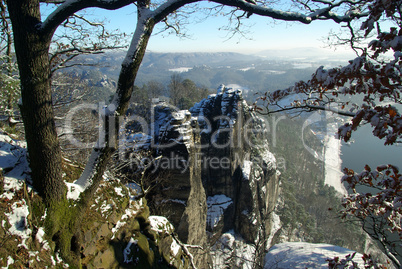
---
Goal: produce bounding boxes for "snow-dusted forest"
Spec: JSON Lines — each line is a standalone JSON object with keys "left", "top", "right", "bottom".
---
{"left": 0, "top": 0, "right": 401, "bottom": 268}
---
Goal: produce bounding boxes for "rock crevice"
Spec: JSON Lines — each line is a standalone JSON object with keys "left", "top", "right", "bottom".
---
{"left": 147, "top": 85, "right": 280, "bottom": 268}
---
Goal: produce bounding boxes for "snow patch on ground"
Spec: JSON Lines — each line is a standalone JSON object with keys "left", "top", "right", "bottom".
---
{"left": 0, "top": 142, "right": 22, "bottom": 169}
{"left": 5, "top": 200, "right": 31, "bottom": 249}
{"left": 0, "top": 190, "right": 14, "bottom": 200}
{"left": 55, "top": 251, "right": 64, "bottom": 264}
{"left": 100, "top": 201, "right": 113, "bottom": 214}
{"left": 1, "top": 256, "right": 14, "bottom": 268}
{"left": 35, "top": 227, "right": 50, "bottom": 250}
{"left": 50, "top": 255, "right": 57, "bottom": 266}
{"left": 149, "top": 215, "right": 175, "bottom": 233}
{"left": 65, "top": 182, "right": 84, "bottom": 200}
{"left": 0, "top": 131, "right": 30, "bottom": 187}
{"left": 1, "top": 176, "right": 24, "bottom": 194}
{"left": 114, "top": 186, "right": 124, "bottom": 196}
{"left": 0, "top": 131, "right": 39, "bottom": 255}
{"left": 211, "top": 230, "right": 256, "bottom": 269}
{"left": 264, "top": 242, "right": 365, "bottom": 269}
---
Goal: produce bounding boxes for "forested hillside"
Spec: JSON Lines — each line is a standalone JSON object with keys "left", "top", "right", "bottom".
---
{"left": 267, "top": 116, "right": 368, "bottom": 251}
{"left": 63, "top": 50, "right": 347, "bottom": 100}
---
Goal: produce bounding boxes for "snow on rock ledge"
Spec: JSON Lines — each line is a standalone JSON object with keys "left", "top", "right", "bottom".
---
{"left": 131, "top": 85, "right": 280, "bottom": 268}
{"left": 206, "top": 194, "right": 233, "bottom": 230}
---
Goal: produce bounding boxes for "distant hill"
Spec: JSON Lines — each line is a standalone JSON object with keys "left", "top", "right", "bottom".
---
{"left": 255, "top": 46, "right": 355, "bottom": 62}
{"left": 58, "top": 49, "right": 357, "bottom": 102}
{"left": 70, "top": 51, "right": 263, "bottom": 78}
{"left": 69, "top": 48, "right": 355, "bottom": 77}
{"left": 142, "top": 51, "right": 262, "bottom": 68}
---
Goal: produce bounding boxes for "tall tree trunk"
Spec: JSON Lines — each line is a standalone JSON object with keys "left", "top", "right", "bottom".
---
{"left": 6, "top": 0, "right": 66, "bottom": 204}
{"left": 76, "top": 10, "right": 156, "bottom": 209}
{"left": 6, "top": 0, "right": 156, "bottom": 265}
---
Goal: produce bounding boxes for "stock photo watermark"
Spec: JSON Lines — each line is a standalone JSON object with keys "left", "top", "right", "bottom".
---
{"left": 62, "top": 101, "right": 342, "bottom": 173}
{"left": 126, "top": 151, "right": 287, "bottom": 174}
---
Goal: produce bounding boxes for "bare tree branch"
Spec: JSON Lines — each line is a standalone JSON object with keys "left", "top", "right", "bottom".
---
{"left": 48, "top": 12, "right": 128, "bottom": 72}
{"left": 40, "top": 0, "right": 135, "bottom": 35}
{"left": 261, "top": 102, "right": 356, "bottom": 117}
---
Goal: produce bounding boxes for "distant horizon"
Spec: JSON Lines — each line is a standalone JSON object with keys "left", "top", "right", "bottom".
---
{"left": 136, "top": 46, "right": 358, "bottom": 62}
{"left": 126, "top": 45, "right": 357, "bottom": 57}
{"left": 143, "top": 41, "right": 355, "bottom": 55}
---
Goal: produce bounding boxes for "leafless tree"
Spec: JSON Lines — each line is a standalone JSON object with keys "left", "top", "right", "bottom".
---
{"left": 5, "top": 0, "right": 369, "bottom": 265}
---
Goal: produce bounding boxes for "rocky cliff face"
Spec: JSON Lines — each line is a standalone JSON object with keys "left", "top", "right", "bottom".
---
{"left": 143, "top": 85, "right": 280, "bottom": 268}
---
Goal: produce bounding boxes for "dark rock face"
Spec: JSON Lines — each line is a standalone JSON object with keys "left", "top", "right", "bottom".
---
{"left": 148, "top": 85, "right": 280, "bottom": 268}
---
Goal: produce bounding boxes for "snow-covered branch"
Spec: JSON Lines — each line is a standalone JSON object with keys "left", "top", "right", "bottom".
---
{"left": 341, "top": 164, "right": 402, "bottom": 268}
{"left": 262, "top": 102, "right": 356, "bottom": 117}
{"left": 72, "top": 5, "right": 156, "bottom": 207}
{"left": 153, "top": 0, "right": 199, "bottom": 23}
{"left": 40, "top": 0, "right": 135, "bottom": 35}
{"left": 306, "top": 0, "right": 368, "bottom": 22}
{"left": 209, "top": 0, "right": 367, "bottom": 24}
{"left": 257, "top": 51, "right": 402, "bottom": 145}
{"left": 171, "top": 233, "right": 201, "bottom": 269}
{"left": 152, "top": 0, "right": 368, "bottom": 27}
{"left": 210, "top": 0, "right": 312, "bottom": 24}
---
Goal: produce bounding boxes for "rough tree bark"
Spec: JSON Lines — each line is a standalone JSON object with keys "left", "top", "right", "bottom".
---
{"left": 7, "top": 0, "right": 66, "bottom": 204}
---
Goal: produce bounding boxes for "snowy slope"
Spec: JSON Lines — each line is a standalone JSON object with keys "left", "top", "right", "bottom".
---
{"left": 0, "top": 130, "right": 185, "bottom": 267}
{"left": 264, "top": 242, "right": 365, "bottom": 269}
{"left": 0, "top": 131, "right": 38, "bottom": 266}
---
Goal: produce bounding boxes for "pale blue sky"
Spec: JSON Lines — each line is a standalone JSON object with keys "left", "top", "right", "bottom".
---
{"left": 92, "top": 4, "right": 343, "bottom": 53}
{"left": 43, "top": 3, "right": 350, "bottom": 54}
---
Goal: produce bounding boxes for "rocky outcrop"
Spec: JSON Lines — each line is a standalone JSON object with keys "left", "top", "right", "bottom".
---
{"left": 0, "top": 129, "right": 191, "bottom": 269}
{"left": 146, "top": 85, "right": 280, "bottom": 268}
{"left": 149, "top": 107, "right": 209, "bottom": 267}
{"left": 77, "top": 177, "right": 192, "bottom": 269}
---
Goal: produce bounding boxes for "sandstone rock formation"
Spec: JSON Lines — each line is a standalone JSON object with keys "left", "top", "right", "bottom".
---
{"left": 145, "top": 85, "right": 280, "bottom": 268}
